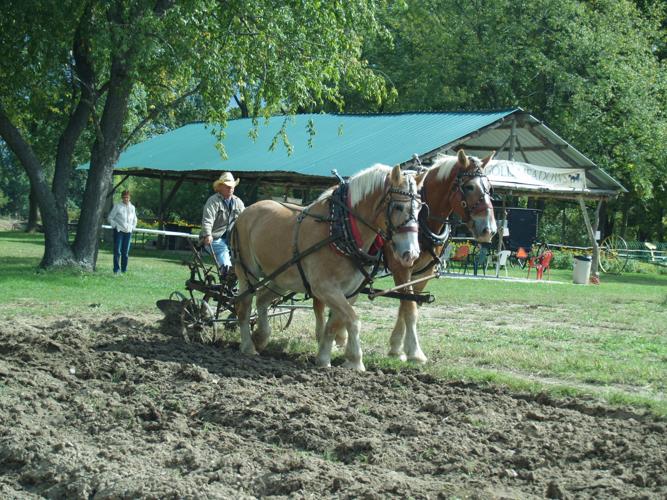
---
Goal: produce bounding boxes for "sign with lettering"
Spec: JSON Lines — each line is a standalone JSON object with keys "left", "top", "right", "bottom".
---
{"left": 487, "top": 160, "right": 586, "bottom": 191}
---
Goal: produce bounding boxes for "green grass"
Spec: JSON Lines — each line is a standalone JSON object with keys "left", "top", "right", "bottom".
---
{"left": 1, "top": 230, "right": 666, "bottom": 416}
{"left": 0, "top": 231, "right": 188, "bottom": 316}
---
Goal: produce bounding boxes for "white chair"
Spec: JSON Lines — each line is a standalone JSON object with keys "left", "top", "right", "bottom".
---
{"left": 487, "top": 250, "right": 511, "bottom": 277}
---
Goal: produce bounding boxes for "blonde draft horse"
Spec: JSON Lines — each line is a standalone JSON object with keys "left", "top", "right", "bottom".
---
{"left": 232, "top": 164, "right": 425, "bottom": 371}
{"left": 319, "top": 149, "right": 496, "bottom": 363}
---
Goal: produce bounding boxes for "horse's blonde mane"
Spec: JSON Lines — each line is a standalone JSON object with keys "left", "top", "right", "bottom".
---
{"left": 348, "top": 164, "right": 393, "bottom": 207}
{"left": 431, "top": 155, "right": 459, "bottom": 181}
{"left": 314, "top": 164, "right": 394, "bottom": 206}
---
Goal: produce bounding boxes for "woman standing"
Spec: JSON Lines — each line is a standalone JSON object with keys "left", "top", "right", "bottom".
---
{"left": 108, "top": 190, "right": 137, "bottom": 274}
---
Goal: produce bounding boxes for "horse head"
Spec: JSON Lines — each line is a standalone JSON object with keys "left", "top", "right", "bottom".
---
{"left": 449, "top": 149, "right": 497, "bottom": 243}
{"left": 383, "top": 165, "right": 426, "bottom": 267}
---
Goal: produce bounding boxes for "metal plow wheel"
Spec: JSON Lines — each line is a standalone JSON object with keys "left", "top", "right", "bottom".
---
{"left": 599, "top": 235, "right": 629, "bottom": 274}
{"left": 180, "top": 298, "right": 218, "bottom": 344}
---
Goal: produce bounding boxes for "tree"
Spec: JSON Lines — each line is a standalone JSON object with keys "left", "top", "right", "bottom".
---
{"left": 0, "top": 0, "right": 388, "bottom": 269}
{"left": 360, "top": 0, "right": 667, "bottom": 240}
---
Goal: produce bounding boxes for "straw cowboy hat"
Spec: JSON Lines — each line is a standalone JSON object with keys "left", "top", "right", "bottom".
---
{"left": 213, "top": 171, "right": 240, "bottom": 189}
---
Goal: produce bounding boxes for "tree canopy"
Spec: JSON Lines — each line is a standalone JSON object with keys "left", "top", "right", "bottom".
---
{"left": 358, "top": 0, "right": 667, "bottom": 239}
{"left": 0, "top": 0, "right": 390, "bottom": 268}
{"left": 1, "top": 0, "right": 665, "bottom": 260}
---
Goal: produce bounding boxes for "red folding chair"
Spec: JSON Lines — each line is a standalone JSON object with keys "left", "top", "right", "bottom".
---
{"left": 527, "top": 250, "right": 553, "bottom": 280}
{"left": 449, "top": 244, "right": 471, "bottom": 274}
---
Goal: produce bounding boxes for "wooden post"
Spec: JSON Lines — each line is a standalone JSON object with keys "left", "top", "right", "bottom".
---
{"left": 158, "top": 173, "right": 165, "bottom": 248}
{"left": 495, "top": 198, "right": 507, "bottom": 278}
{"left": 578, "top": 196, "right": 600, "bottom": 281}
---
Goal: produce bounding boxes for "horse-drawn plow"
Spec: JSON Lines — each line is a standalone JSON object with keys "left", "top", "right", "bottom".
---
{"left": 156, "top": 237, "right": 436, "bottom": 345}
{"left": 156, "top": 240, "right": 305, "bottom": 343}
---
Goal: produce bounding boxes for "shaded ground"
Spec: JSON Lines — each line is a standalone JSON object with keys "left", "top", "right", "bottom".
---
{"left": 0, "top": 313, "right": 665, "bottom": 499}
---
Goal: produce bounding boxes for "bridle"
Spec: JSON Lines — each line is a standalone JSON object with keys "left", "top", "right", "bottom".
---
{"left": 450, "top": 161, "right": 493, "bottom": 221}
{"left": 380, "top": 175, "right": 422, "bottom": 240}
{"left": 412, "top": 157, "right": 493, "bottom": 275}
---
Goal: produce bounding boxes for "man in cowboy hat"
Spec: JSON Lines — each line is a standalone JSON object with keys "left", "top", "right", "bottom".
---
{"left": 201, "top": 171, "right": 245, "bottom": 273}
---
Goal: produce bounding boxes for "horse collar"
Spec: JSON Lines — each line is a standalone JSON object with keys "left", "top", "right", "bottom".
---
{"left": 329, "top": 183, "right": 385, "bottom": 264}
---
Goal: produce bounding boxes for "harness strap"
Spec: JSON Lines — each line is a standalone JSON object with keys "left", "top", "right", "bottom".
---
{"left": 329, "top": 184, "right": 385, "bottom": 265}
{"left": 232, "top": 233, "right": 340, "bottom": 304}
{"left": 293, "top": 209, "right": 313, "bottom": 298}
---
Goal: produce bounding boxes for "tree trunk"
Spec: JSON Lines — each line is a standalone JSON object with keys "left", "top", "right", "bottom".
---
{"left": 41, "top": 210, "right": 76, "bottom": 267}
{"left": 26, "top": 186, "right": 40, "bottom": 233}
{"left": 73, "top": 59, "right": 133, "bottom": 269}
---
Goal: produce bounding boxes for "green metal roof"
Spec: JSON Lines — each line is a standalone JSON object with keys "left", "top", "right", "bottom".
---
{"left": 114, "top": 111, "right": 517, "bottom": 178}
{"left": 102, "top": 109, "right": 624, "bottom": 197}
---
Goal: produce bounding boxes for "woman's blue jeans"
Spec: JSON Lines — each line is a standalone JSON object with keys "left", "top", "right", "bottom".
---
{"left": 113, "top": 229, "right": 132, "bottom": 273}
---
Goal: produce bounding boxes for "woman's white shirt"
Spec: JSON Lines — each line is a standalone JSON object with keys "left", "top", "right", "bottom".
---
{"left": 108, "top": 202, "right": 137, "bottom": 233}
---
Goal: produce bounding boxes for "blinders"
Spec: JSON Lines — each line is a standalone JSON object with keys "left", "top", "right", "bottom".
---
{"left": 382, "top": 175, "right": 423, "bottom": 239}
{"left": 450, "top": 164, "right": 493, "bottom": 221}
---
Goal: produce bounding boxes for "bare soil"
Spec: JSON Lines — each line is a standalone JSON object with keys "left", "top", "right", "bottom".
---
{"left": 1, "top": 313, "right": 665, "bottom": 499}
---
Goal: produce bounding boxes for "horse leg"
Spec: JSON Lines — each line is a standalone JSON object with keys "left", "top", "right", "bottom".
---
{"left": 252, "top": 288, "right": 277, "bottom": 351}
{"left": 318, "top": 293, "right": 366, "bottom": 371}
{"left": 332, "top": 296, "right": 354, "bottom": 348}
{"left": 402, "top": 298, "right": 427, "bottom": 364}
{"left": 402, "top": 279, "right": 429, "bottom": 363}
{"left": 315, "top": 298, "right": 349, "bottom": 348}
{"left": 388, "top": 267, "right": 411, "bottom": 361}
{"left": 315, "top": 311, "right": 338, "bottom": 368}
{"left": 235, "top": 276, "right": 257, "bottom": 356}
{"left": 388, "top": 301, "right": 408, "bottom": 361}
{"left": 341, "top": 304, "right": 364, "bottom": 371}
{"left": 313, "top": 297, "right": 326, "bottom": 342}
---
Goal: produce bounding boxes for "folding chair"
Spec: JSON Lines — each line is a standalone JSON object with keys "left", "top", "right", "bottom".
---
{"left": 449, "top": 244, "right": 471, "bottom": 274}
{"left": 487, "top": 250, "right": 511, "bottom": 277}
{"left": 438, "top": 243, "right": 455, "bottom": 273}
{"left": 527, "top": 250, "right": 553, "bottom": 280}
{"left": 473, "top": 243, "right": 491, "bottom": 276}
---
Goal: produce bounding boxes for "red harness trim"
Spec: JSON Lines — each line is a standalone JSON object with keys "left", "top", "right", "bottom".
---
{"left": 330, "top": 192, "right": 385, "bottom": 257}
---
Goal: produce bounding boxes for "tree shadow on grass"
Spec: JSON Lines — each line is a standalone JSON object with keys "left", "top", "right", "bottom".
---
{"left": 0, "top": 231, "right": 47, "bottom": 247}
{"left": 0, "top": 255, "right": 48, "bottom": 278}
{"left": 600, "top": 273, "right": 667, "bottom": 287}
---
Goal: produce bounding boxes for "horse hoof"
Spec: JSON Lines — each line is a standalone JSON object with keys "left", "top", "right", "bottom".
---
{"left": 388, "top": 351, "right": 407, "bottom": 362}
{"left": 407, "top": 354, "right": 428, "bottom": 364}
{"left": 316, "top": 358, "right": 332, "bottom": 368}
{"left": 240, "top": 343, "right": 258, "bottom": 356}
{"left": 342, "top": 360, "right": 366, "bottom": 371}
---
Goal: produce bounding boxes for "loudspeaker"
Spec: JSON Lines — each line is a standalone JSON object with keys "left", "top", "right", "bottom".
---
{"left": 506, "top": 208, "right": 539, "bottom": 251}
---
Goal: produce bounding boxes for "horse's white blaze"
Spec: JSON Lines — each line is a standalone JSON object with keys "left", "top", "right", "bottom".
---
{"left": 471, "top": 208, "right": 497, "bottom": 243}
{"left": 392, "top": 230, "right": 420, "bottom": 267}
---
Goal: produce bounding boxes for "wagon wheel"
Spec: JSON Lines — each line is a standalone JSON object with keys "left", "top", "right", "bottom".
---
{"left": 268, "top": 298, "right": 296, "bottom": 331}
{"left": 599, "top": 235, "right": 629, "bottom": 274}
{"left": 180, "top": 298, "right": 218, "bottom": 344}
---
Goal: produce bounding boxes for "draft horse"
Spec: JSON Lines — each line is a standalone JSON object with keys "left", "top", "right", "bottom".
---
{"left": 320, "top": 149, "right": 496, "bottom": 363}
{"left": 231, "top": 164, "right": 425, "bottom": 371}
{"left": 385, "top": 149, "right": 496, "bottom": 363}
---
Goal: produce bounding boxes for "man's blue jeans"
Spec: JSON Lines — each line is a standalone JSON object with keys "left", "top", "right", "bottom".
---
{"left": 113, "top": 229, "right": 132, "bottom": 273}
{"left": 210, "top": 237, "right": 232, "bottom": 268}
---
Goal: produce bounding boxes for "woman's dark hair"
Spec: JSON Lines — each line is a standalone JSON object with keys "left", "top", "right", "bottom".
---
{"left": 121, "top": 190, "right": 130, "bottom": 197}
